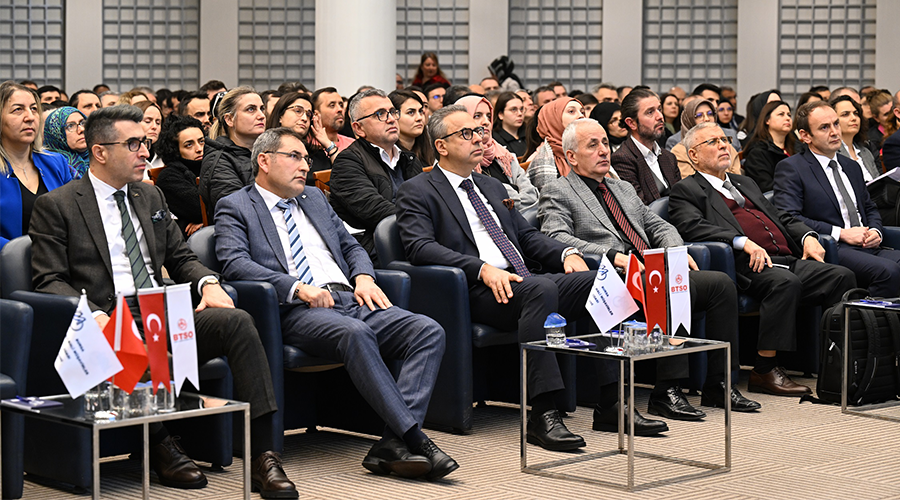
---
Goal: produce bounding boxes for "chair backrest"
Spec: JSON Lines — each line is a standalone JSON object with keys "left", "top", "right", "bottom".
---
{"left": 148, "top": 165, "right": 166, "bottom": 184}
{"left": 648, "top": 196, "right": 670, "bottom": 221}
{"left": 373, "top": 215, "right": 407, "bottom": 266}
{"left": 186, "top": 226, "right": 222, "bottom": 273}
{"left": 0, "top": 299, "right": 33, "bottom": 388}
{"left": 422, "top": 166, "right": 433, "bottom": 173}
{"left": 520, "top": 160, "right": 531, "bottom": 171}
{"left": 0, "top": 236, "right": 33, "bottom": 298}
{"left": 314, "top": 169, "right": 331, "bottom": 192}
{"left": 196, "top": 177, "right": 209, "bottom": 226}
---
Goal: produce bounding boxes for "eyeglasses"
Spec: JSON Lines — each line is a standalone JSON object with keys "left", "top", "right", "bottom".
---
{"left": 285, "top": 105, "right": 314, "bottom": 119}
{"left": 64, "top": 120, "right": 86, "bottom": 133}
{"left": 355, "top": 108, "right": 400, "bottom": 123}
{"left": 693, "top": 136, "right": 731, "bottom": 149}
{"left": 439, "top": 126, "right": 486, "bottom": 141}
{"left": 266, "top": 150, "right": 312, "bottom": 165}
{"left": 98, "top": 137, "right": 152, "bottom": 152}
{"left": 694, "top": 110, "right": 716, "bottom": 119}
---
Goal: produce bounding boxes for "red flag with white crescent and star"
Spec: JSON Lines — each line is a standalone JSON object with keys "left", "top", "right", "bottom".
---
{"left": 644, "top": 248, "right": 668, "bottom": 334}
{"left": 625, "top": 252, "right": 645, "bottom": 307}
{"left": 103, "top": 294, "right": 148, "bottom": 394}
{"left": 137, "top": 287, "right": 171, "bottom": 394}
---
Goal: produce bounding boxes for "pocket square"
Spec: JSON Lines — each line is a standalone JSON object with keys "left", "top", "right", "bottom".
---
{"left": 151, "top": 209, "right": 167, "bottom": 223}
{"left": 502, "top": 198, "right": 515, "bottom": 210}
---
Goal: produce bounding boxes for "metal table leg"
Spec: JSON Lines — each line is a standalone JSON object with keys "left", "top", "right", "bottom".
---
{"left": 725, "top": 344, "right": 731, "bottom": 469}
{"left": 244, "top": 408, "right": 251, "bottom": 499}
{"left": 92, "top": 426, "right": 100, "bottom": 500}
{"left": 617, "top": 360, "right": 624, "bottom": 451}
{"left": 627, "top": 358, "right": 635, "bottom": 490}
{"left": 142, "top": 423, "right": 150, "bottom": 499}
{"left": 520, "top": 346, "right": 528, "bottom": 471}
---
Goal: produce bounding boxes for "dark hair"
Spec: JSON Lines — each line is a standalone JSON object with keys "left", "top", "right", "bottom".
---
{"left": 533, "top": 85, "right": 554, "bottom": 97}
{"left": 266, "top": 92, "right": 312, "bottom": 132}
{"left": 738, "top": 89, "right": 782, "bottom": 137}
{"left": 691, "top": 83, "right": 721, "bottom": 98}
{"left": 619, "top": 87, "right": 658, "bottom": 130}
{"left": 413, "top": 52, "right": 447, "bottom": 85}
{"left": 748, "top": 100, "right": 795, "bottom": 154}
{"left": 250, "top": 127, "right": 305, "bottom": 177}
{"left": 277, "top": 81, "right": 309, "bottom": 93}
{"left": 177, "top": 91, "right": 209, "bottom": 115}
{"left": 71, "top": 89, "right": 99, "bottom": 109}
{"left": 37, "top": 85, "right": 61, "bottom": 96}
{"left": 424, "top": 81, "right": 450, "bottom": 96}
{"left": 260, "top": 90, "right": 283, "bottom": 111}
{"left": 157, "top": 114, "right": 204, "bottom": 164}
{"left": 311, "top": 87, "right": 340, "bottom": 110}
{"left": 796, "top": 91, "right": 823, "bottom": 110}
{"left": 660, "top": 93, "right": 682, "bottom": 132}
{"left": 523, "top": 105, "right": 545, "bottom": 159}
{"left": 574, "top": 93, "right": 598, "bottom": 107}
{"left": 809, "top": 85, "right": 830, "bottom": 94}
{"left": 92, "top": 83, "right": 110, "bottom": 93}
{"left": 42, "top": 100, "right": 68, "bottom": 111}
{"left": 829, "top": 94, "right": 868, "bottom": 146}
{"left": 389, "top": 89, "right": 434, "bottom": 165}
{"left": 492, "top": 91, "right": 524, "bottom": 130}
{"left": 84, "top": 104, "right": 144, "bottom": 149}
{"left": 441, "top": 85, "right": 471, "bottom": 106}
{"left": 199, "top": 80, "right": 226, "bottom": 93}
{"left": 794, "top": 99, "right": 832, "bottom": 134}
{"left": 19, "top": 80, "right": 37, "bottom": 87}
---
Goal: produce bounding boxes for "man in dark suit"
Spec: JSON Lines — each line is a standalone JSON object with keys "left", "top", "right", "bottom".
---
{"left": 29, "top": 106, "right": 296, "bottom": 498}
{"left": 396, "top": 105, "right": 599, "bottom": 450}
{"left": 669, "top": 122, "right": 856, "bottom": 397}
{"left": 774, "top": 101, "right": 900, "bottom": 297}
{"left": 214, "top": 128, "right": 456, "bottom": 481}
{"left": 612, "top": 88, "right": 681, "bottom": 205}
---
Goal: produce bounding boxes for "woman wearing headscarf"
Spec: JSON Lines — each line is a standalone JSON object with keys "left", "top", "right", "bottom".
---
{"left": 671, "top": 98, "right": 742, "bottom": 178}
{"left": 588, "top": 102, "right": 629, "bottom": 179}
{"left": 456, "top": 95, "right": 540, "bottom": 217}
{"left": 526, "top": 97, "right": 585, "bottom": 192}
{"left": 42, "top": 106, "right": 90, "bottom": 179}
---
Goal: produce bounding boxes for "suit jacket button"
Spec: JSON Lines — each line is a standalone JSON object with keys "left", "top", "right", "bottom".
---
{"left": 107, "top": 294, "right": 114, "bottom": 301}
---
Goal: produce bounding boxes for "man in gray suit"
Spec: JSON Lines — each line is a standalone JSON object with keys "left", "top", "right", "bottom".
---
{"left": 539, "top": 118, "right": 760, "bottom": 418}
{"left": 214, "top": 128, "right": 457, "bottom": 481}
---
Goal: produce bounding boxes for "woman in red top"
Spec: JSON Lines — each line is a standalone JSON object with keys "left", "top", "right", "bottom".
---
{"left": 411, "top": 52, "right": 450, "bottom": 88}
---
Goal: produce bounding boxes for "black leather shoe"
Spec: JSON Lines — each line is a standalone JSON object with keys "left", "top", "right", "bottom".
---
{"left": 410, "top": 439, "right": 459, "bottom": 481}
{"left": 527, "top": 409, "right": 586, "bottom": 451}
{"left": 648, "top": 386, "right": 706, "bottom": 421}
{"left": 362, "top": 438, "right": 432, "bottom": 478}
{"left": 149, "top": 435, "right": 208, "bottom": 489}
{"left": 592, "top": 403, "right": 668, "bottom": 436}
{"left": 251, "top": 451, "right": 298, "bottom": 499}
{"left": 701, "top": 381, "right": 761, "bottom": 412}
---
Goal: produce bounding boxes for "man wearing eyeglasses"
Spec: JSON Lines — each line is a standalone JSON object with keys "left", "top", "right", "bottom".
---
{"left": 215, "top": 127, "right": 456, "bottom": 481}
{"left": 669, "top": 122, "right": 856, "bottom": 397}
{"left": 330, "top": 88, "right": 426, "bottom": 265}
{"left": 29, "top": 106, "right": 297, "bottom": 497}
{"left": 395, "top": 105, "right": 598, "bottom": 453}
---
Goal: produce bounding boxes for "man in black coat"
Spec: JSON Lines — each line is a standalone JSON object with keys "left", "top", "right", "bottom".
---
{"left": 330, "top": 89, "right": 424, "bottom": 265}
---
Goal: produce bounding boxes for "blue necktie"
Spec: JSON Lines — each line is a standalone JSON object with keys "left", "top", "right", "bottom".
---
{"left": 460, "top": 179, "right": 531, "bottom": 278}
{"left": 275, "top": 199, "right": 312, "bottom": 284}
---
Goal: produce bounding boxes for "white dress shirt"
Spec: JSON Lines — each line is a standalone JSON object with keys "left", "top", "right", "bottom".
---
{"left": 255, "top": 184, "right": 351, "bottom": 302}
{"left": 811, "top": 151, "right": 867, "bottom": 241}
{"left": 630, "top": 135, "right": 667, "bottom": 189}
{"left": 844, "top": 142, "right": 873, "bottom": 183}
{"left": 375, "top": 143, "right": 401, "bottom": 170}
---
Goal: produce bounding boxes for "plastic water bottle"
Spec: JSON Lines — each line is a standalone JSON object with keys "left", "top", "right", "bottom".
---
{"left": 544, "top": 313, "right": 567, "bottom": 347}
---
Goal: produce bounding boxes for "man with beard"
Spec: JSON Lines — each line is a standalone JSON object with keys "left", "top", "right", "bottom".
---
{"left": 612, "top": 88, "right": 681, "bottom": 205}
{"left": 177, "top": 92, "right": 212, "bottom": 134}
{"left": 311, "top": 87, "right": 355, "bottom": 154}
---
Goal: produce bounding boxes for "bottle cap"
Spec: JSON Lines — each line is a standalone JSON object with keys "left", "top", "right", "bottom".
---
{"left": 543, "top": 312, "right": 567, "bottom": 328}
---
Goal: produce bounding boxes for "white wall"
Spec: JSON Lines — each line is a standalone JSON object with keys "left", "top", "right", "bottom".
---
{"left": 64, "top": 0, "right": 103, "bottom": 92}
{"left": 199, "top": 0, "right": 239, "bottom": 88}
{"left": 601, "top": 0, "right": 642, "bottom": 87}
{"left": 737, "top": 0, "right": 780, "bottom": 106}
{"left": 875, "top": 0, "right": 900, "bottom": 90}
{"left": 469, "top": 0, "right": 508, "bottom": 84}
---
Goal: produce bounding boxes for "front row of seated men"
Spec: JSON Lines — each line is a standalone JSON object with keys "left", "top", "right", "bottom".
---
{"left": 26, "top": 103, "right": 858, "bottom": 493}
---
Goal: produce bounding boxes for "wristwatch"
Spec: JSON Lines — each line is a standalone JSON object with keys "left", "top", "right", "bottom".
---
{"left": 200, "top": 277, "right": 219, "bottom": 292}
{"left": 324, "top": 142, "right": 338, "bottom": 156}
{"left": 562, "top": 247, "right": 583, "bottom": 263}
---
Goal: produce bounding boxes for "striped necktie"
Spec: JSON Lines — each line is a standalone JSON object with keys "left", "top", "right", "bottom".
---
{"left": 596, "top": 182, "right": 649, "bottom": 255}
{"left": 275, "top": 199, "right": 312, "bottom": 284}
{"left": 112, "top": 190, "right": 153, "bottom": 289}
{"left": 459, "top": 179, "right": 532, "bottom": 278}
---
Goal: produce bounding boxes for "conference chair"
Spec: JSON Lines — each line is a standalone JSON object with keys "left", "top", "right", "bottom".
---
{"left": 1, "top": 299, "right": 33, "bottom": 499}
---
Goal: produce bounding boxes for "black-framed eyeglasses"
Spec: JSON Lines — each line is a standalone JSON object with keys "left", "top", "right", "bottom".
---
{"left": 355, "top": 108, "right": 400, "bottom": 123}
{"left": 285, "top": 105, "right": 314, "bottom": 119}
{"left": 265, "top": 150, "right": 312, "bottom": 165}
{"left": 97, "top": 137, "right": 152, "bottom": 152}
{"left": 692, "top": 136, "right": 730, "bottom": 149}
{"left": 64, "top": 120, "right": 86, "bottom": 133}
{"left": 439, "top": 126, "right": 486, "bottom": 141}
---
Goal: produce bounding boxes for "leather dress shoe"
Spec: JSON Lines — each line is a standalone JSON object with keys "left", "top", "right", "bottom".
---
{"left": 362, "top": 438, "right": 432, "bottom": 478}
{"left": 527, "top": 409, "right": 586, "bottom": 451}
{"left": 648, "top": 386, "right": 706, "bottom": 421}
{"left": 700, "top": 381, "right": 761, "bottom": 412}
{"left": 251, "top": 451, "right": 298, "bottom": 499}
{"left": 592, "top": 403, "right": 668, "bottom": 436}
{"left": 149, "top": 435, "right": 207, "bottom": 489}
{"left": 410, "top": 439, "right": 459, "bottom": 481}
{"left": 748, "top": 367, "right": 812, "bottom": 396}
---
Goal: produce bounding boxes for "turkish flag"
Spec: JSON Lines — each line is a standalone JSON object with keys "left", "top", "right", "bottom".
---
{"left": 137, "top": 287, "right": 171, "bottom": 393}
{"left": 625, "top": 252, "right": 645, "bottom": 307}
{"left": 644, "top": 249, "right": 668, "bottom": 334}
{"left": 103, "top": 295, "right": 148, "bottom": 394}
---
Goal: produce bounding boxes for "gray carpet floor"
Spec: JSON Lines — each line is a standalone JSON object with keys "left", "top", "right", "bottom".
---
{"left": 17, "top": 374, "right": 900, "bottom": 499}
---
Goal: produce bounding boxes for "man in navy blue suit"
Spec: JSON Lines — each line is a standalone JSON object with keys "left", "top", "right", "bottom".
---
{"left": 214, "top": 128, "right": 457, "bottom": 481}
{"left": 774, "top": 101, "right": 900, "bottom": 297}
{"left": 396, "top": 105, "right": 609, "bottom": 450}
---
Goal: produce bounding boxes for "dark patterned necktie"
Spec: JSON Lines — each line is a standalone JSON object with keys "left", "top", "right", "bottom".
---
{"left": 723, "top": 178, "right": 745, "bottom": 208}
{"left": 113, "top": 190, "right": 153, "bottom": 289}
{"left": 596, "top": 182, "right": 649, "bottom": 255}
{"left": 459, "top": 179, "right": 531, "bottom": 277}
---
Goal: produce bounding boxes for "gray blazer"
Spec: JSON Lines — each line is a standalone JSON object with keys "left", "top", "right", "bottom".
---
{"left": 838, "top": 142, "right": 879, "bottom": 180}
{"left": 538, "top": 171, "right": 682, "bottom": 257}
{"left": 214, "top": 184, "right": 374, "bottom": 302}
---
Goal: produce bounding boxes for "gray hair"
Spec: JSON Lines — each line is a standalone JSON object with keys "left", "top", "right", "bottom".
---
{"left": 561, "top": 119, "right": 603, "bottom": 168}
{"left": 591, "top": 82, "right": 617, "bottom": 93}
{"left": 347, "top": 88, "right": 387, "bottom": 122}
{"left": 251, "top": 127, "right": 304, "bottom": 177}
{"left": 427, "top": 104, "right": 468, "bottom": 155}
{"left": 84, "top": 104, "right": 144, "bottom": 150}
{"left": 681, "top": 121, "right": 721, "bottom": 150}
{"left": 97, "top": 90, "right": 119, "bottom": 99}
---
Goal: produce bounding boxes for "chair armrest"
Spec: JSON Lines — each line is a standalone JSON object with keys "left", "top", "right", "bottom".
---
{"left": 818, "top": 234, "right": 839, "bottom": 265}
{"left": 882, "top": 226, "right": 900, "bottom": 249}
{"left": 0, "top": 299, "right": 33, "bottom": 391}
{"left": 686, "top": 244, "right": 711, "bottom": 270}
{"left": 372, "top": 270, "right": 411, "bottom": 310}
{"left": 582, "top": 253, "right": 601, "bottom": 270}
{"left": 688, "top": 242, "right": 735, "bottom": 281}
{"left": 225, "top": 281, "right": 282, "bottom": 375}
{"left": 9, "top": 291, "right": 79, "bottom": 396}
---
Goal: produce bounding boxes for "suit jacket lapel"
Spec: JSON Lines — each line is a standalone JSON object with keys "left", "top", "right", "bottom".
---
{"left": 568, "top": 174, "right": 620, "bottom": 238}
{"left": 627, "top": 139, "right": 661, "bottom": 200}
{"left": 698, "top": 174, "right": 745, "bottom": 235}
{"left": 248, "top": 186, "right": 291, "bottom": 273}
{"left": 473, "top": 174, "right": 523, "bottom": 250}
{"left": 295, "top": 192, "right": 350, "bottom": 277}
{"left": 430, "top": 168, "right": 477, "bottom": 246}
{"left": 128, "top": 183, "right": 161, "bottom": 274}
{"left": 74, "top": 176, "right": 114, "bottom": 281}
{"left": 805, "top": 150, "right": 842, "bottom": 214}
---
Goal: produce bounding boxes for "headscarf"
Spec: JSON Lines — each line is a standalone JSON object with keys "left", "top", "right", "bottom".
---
{"left": 456, "top": 95, "right": 515, "bottom": 177}
{"left": 681, "top": 98, "right": 716, "bottom": 131}
{"left": 43, "top": 107, "right": 89, "bottom": 179}
{"left": 589, "top": 102, "right": 626, "bottom": 146}
{"left": 536, "top": 97, "right": 580, "bottom": 177}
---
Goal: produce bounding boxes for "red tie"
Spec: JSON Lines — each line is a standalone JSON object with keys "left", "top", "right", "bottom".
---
{"left": 597, "top": 182, "right": 649, "bottom": 255}
{"left": 460, "top": 179, "right": 532, "bottom": 278}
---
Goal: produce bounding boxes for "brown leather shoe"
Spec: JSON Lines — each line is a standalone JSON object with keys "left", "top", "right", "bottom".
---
{"left": 748, "top": 367, "right": 812, "bottom": 396}
{"left": 251, "top": 451, "right": 298, "bottom": 499}
{"left": 149, "top": 435, "right": 208, "bottom": 489}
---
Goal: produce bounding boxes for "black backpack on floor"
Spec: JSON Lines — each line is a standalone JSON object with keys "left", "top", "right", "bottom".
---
{"left": 816, "top": 289, "right": 900, "bottom": 406}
